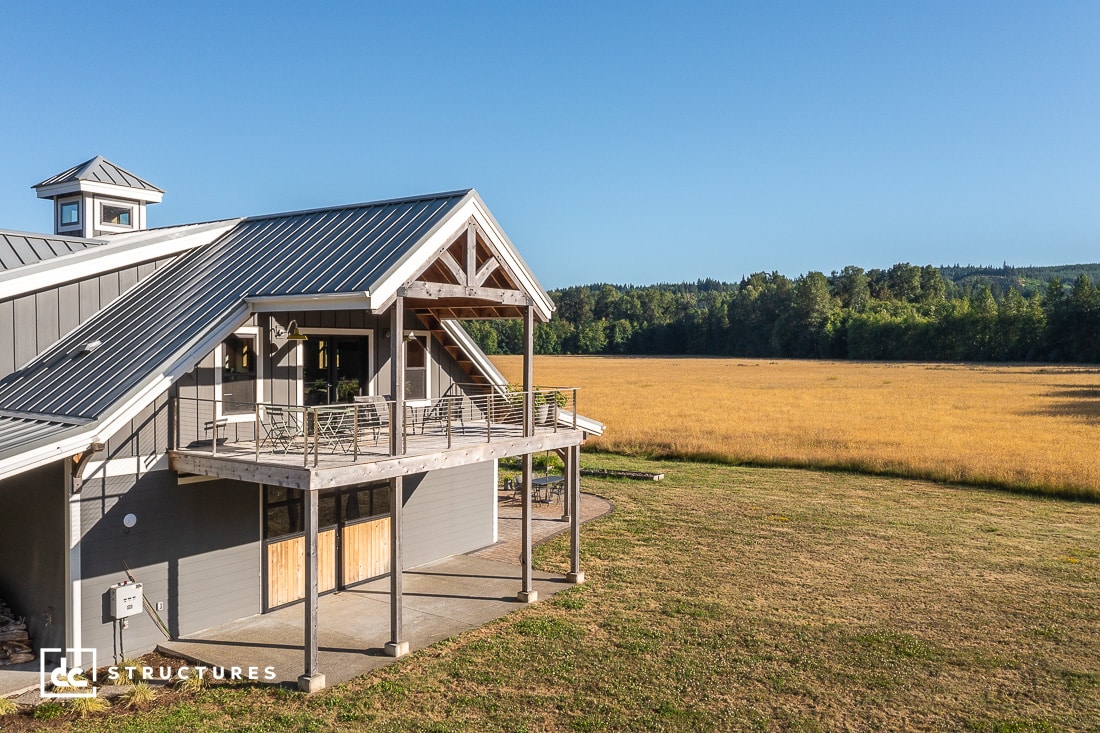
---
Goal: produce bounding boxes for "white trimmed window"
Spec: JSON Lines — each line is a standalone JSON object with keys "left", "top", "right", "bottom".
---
{"left": 215, "top": 326, "right": 264, "bottom": 420}
{"left": 404, "top": 331, "right": 430, "bottom": 405}
{"left": 96, "top": 199, "right": 136, "bottom": 231}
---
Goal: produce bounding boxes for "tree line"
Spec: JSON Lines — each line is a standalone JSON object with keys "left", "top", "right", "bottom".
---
{"left": 462, "top": 263, "right": 1100, "bottom": 362}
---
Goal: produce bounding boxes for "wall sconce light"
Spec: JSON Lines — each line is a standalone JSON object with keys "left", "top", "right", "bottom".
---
{"left": 123, "top": 513, "right": 137, "bottom": 533}
{"left": 271, "top": 319, "right": 308, "bottom": 342}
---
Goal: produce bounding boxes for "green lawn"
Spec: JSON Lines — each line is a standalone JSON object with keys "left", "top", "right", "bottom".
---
{"left": 17, "top": 456, "right": 1100, "bottom": 732}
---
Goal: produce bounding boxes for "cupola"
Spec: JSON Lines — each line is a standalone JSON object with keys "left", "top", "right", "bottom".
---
{"left": 32, "top": 156, "right": 163, "bottom": 238}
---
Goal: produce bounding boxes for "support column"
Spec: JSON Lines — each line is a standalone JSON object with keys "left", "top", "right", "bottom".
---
{"left": 517, "top": 304, "right": 537, "bottom": 604}
{"left": 298, "top": 489, "right": 325, "bottom": 692}
{"left": 560, "top": 448, "right": 572, "bottom": 523}
{"left": 567, "top": 444, "right": 585, "bottom": 584}
{"left": 390, "top": 297, "right": 405, "bottom": 455}
{"left": 64, "top": 460, "right": 82, "bottom": 666}
{"left": 385, "top": 476, "right": 408, "bottom": 657}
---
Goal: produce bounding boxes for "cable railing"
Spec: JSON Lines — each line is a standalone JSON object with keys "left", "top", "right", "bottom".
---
{"left": 172, "top": 387, "right": 579, "bottom": 468}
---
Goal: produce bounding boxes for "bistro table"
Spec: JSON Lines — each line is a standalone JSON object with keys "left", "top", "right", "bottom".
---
{"left": 531, "top": 475, "right": 564, "bottom": 503}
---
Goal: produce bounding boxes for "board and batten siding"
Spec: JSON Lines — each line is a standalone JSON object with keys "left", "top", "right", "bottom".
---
{"left": 0, "top": 257, "right": 175, "bottom": 379}
{"left": 402, "top": 461, "right": 495, "bottom": 569}
{"left": 78, "top": 470, "right": 261, "bottom": 656}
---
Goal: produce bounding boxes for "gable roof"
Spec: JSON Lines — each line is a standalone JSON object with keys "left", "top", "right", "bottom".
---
{"left": 0, "top": 188, "right": 562, "bottom": 477}
{"left": 0, "top": 230, "right": 105, "bottom": 271}
{"left": 33, "top": 155, "right": 164, "bottom": 194}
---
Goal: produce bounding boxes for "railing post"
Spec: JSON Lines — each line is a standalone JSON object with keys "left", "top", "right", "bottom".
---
{"left": 573, "top": 389, "right": 578, "bottom": 430}
{"left": 313, "top": 409, "right": 320, "bottom": 468}
{"left": 255, "top": 403, "right": 261, "bottom": 462}
{"left": 212, "top": 399, "right": 218, "bottom": 456}
{"left": 173, "top": 397, "right": 179, "bottom": 451}
{"left": 446, "top": 398, "right": 452, "bottom": 450}
{"left": 353, "top": 404, "right": 360, "bottom": 460}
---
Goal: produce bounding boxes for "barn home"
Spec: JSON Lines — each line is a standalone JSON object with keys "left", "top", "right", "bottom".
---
{"left": 0, "top": 157, "right": 601, "bottom": 691}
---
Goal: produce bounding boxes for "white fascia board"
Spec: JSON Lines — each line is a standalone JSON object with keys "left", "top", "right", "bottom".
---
{"left": 370, "top": 193, "right": 555, "bottom": 321}
{"left": 0, "top": 220, "right": 239, "bottom": 301}
{"left": 465, "top": 192, "right": 555, "bottom": 320}
{"left": 35, "top": 180, "right": 164, "bottom": 203}
{"left": 246, "top": 292, "right": 373, "bottom": 312}
{"left": 0, "top": 423, "right": 100, "bottom": 482}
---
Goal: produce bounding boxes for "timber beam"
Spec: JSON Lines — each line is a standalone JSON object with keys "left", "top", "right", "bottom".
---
{"left": 399, "top": 281, "right": 530, "bottom": 306}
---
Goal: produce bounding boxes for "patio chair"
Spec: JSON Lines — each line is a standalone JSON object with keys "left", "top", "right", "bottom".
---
{"left": 314, "top": 406, "right": 354, "bottom": 454}
{"left": 260, "top": 406, "right": 302, "bottom": 453}
{"left": 353, "top": 395, "right": 390, "bottom": 446}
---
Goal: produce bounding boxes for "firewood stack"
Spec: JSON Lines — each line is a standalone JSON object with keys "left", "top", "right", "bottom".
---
{"left": 0, "top": 598, "right": 33, "bottom": 666}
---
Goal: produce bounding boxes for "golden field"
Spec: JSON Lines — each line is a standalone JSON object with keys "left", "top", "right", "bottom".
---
{"left": 493, "top": 356, "right": 1100, "bottom": 499}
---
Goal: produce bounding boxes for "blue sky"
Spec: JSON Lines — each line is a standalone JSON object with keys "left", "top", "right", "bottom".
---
{"left": 1, "top": 1, "right": 1097, "bottom": 288}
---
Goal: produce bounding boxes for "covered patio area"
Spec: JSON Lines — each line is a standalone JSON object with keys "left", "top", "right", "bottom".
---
{"left": 158, "top": 491, "right": 612, "bottom": 688}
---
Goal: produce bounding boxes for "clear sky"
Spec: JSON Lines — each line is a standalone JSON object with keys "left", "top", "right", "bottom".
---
{"left": 1, "top": 1, "right": 1097, "bottom": 288}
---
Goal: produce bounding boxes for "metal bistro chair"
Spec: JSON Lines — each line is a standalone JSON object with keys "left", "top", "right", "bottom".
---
{"left": 260, "top": 406, "right": 300, "bottom": 453}
{"left": 353, "top": 395, "right": 390, "bottom": 446}
{"left": 314, "top": 405, "right": 354, "bottom": 454}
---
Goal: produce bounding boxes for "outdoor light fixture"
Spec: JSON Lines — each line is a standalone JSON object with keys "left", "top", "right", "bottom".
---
{"left": 123, "top": 513, "right": 137, "bottom": 532}
{"left": 271, "top": 320, "right": 308, "bottom": 342}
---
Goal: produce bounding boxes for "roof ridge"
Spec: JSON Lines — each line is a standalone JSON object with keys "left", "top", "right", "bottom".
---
{"left": 242, "top": 189, "right": 474, "bottom": 223}
{"left": 0, "top": 228, "right": 106, "bottom": 243}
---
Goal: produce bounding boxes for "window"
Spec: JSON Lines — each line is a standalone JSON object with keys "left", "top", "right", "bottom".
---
{"left": 101, "top": 203, "right": 132, "bottom": 227}
{"left": 405, "top": 332, "right": 429, "bottom": 403}
{"left": 59, "top": 200, "right": 80, "bottom": 227}
{"left": 263, "top": 483, "right": 390, "bottom": 540}
{"left": 218, "top": 329, "right": 261, "bottom": 416}
{"left": 301, "top": 334, "right": 372, "bottom": 405}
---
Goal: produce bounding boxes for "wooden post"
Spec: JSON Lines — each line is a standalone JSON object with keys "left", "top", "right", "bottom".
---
{"left": 297, "top": 489, "right": 325, "bottom": 691}
{"left": 567, "top": 444, "right": 584, "bottom": 584}
{"left": 561, "top": 447, "right": 572, "bottom": 523}
{"left": 385, "top": 476, "right": 408, "bottom": 657}
{"left": 518, "top": 305, "right": 537, "bottom": 603}
{"left": 391, "top": 298, "right": 405, "bottom": 457}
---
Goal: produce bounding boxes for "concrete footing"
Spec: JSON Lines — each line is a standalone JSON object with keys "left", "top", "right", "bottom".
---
{"left": 560, "top": 514, "right": 571, "bottom": 523}
{"left": 516, "top": 589, "right": 539, "bottom": 603}
{"left": 297, "top": 673, "right": 326, "bottom": 693}
{"left": 567, "top": 571, "right": 585, "bottom": 584}
{"left": 384, "top": 640, "right": 409, "bottom": 658}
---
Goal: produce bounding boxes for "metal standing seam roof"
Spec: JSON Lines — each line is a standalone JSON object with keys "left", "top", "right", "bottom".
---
{"left": 33, "top": 155, "right": 164, "bottom": 194}
{"left": 0, "top": 230, "right": 105, "bottom": 271}
{"left": 0, "top": 190, "right": 474, "bottom": 422}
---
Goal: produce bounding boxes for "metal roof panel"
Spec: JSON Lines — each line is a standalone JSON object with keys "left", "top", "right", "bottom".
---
{"left": 0, "top": 230, "right": 105, "bottom": 271}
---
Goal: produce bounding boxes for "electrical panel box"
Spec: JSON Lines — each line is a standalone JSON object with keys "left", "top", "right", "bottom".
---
{"left": 109, "top": 581, "right": 143, "bottom": 619}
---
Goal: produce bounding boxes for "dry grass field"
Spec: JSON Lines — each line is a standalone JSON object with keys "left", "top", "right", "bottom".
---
{"left": 22, "top": 458, "right": 1098, "bottom": 732}
{"left": 494, "top": 356, "right": 1100, "bottom": 499}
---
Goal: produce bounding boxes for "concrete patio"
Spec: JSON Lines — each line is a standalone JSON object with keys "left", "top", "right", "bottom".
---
{"left": 157, "top": 488, "right": 611, "bottom": 688}
{"left": 0, "top": 489, "right": 611, "bottom": 698}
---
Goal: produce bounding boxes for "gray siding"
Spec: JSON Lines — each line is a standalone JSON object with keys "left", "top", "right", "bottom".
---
{"left": 0, "top": 462, "right": 67, "bottom": 653}
{"left": 402, "top": 462, "right": 495, "bottom": 568}
{"left": 78, "top": 470, "right": 261, "bottom": 656}
{"left": 0, "top": 256, "right": 175, "bottom": 379}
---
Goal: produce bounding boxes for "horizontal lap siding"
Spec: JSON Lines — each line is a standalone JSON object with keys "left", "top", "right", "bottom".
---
{"left": 79, "top": 470, "right": 261, "bottom": 656}
{"left": 402, "top": 462, "right": 494, "bottom": 569}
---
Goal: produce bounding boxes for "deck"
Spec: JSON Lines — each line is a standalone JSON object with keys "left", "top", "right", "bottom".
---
{"left": 170, "top": 414, "right": 585, "bottom": 491}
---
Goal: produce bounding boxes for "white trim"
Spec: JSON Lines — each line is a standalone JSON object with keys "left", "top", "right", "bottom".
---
{"left": 64, "top": 460, "right": 81, "bottom": 655}
{"left": 215, "top": 326, "right": 264, "bottom": 423}
{"left": 369, "top": 192, "right": 554, "bottom": 321}
{"left": 298, "top": 328, "right": 376, "bottom": 401}
{"left": 35, "top": 179, "right": 164, "bottom": 204}
{"left": 247, "top": 292, "right": 372, "bottom": 312}
{"left": 0, "top": 219, "right": 239, "bottom": 301}
{"left": 95, "top": 197, "right": 137, "bottom": 233}
{"left": 57, "top": 196, "right": 82, "bottom": 232}
{"left": 79, "top": 453, "right": 168, "bottom": 480}
{"left": 404, "top": 330, "right": 430, "bottom": 406}
{"left": 492, "top": 459, "right": 499, "bottom": 543}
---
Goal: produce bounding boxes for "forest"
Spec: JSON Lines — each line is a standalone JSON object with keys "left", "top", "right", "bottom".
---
{"left": 462, "top": 263, "right": 1100, "bottom": 361}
